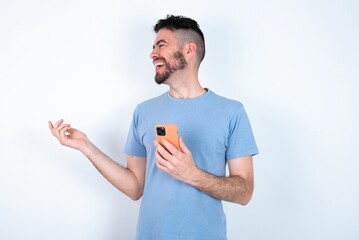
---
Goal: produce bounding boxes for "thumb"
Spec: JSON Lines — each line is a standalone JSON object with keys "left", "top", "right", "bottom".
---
{"left": 179, "top": 137, "right": 191, "bottom": 154}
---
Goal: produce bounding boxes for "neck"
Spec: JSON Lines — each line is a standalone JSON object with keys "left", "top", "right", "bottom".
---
{"left": 166, "top": 68, "right": 206, "bottom": 99}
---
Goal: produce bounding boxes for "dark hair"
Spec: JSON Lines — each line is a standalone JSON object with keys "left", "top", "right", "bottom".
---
{"left": 154, "top": 15, "right": 206, "bottom": 64}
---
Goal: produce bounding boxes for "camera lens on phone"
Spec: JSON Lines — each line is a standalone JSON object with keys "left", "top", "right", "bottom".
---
{"left": 156, "top": 127, "right": 166, "bottom": 136}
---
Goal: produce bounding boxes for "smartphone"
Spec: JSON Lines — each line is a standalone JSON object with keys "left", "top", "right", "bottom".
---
{"left": 155, "top": 124, "right": 180, "bottom": 150}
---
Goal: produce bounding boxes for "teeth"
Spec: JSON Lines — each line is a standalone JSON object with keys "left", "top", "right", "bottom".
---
{"left": 154, "top": 62, "right": 164, "bottom": 67}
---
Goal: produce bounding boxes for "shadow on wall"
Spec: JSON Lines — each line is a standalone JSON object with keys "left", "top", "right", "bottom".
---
{"left": 247, "top": 100, "right": 332, "bottom": 239}
{"left": 200, "top": 18, "right": 243, "bottom": 97}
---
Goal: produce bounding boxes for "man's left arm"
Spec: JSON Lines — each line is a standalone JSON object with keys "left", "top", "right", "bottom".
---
{"left": 154, "top": 137, "right": 254, "bottom": 205}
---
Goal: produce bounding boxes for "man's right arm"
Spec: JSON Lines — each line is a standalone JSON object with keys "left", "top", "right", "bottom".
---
{"left": 48, "top": 119, "right": 146, "bottom": 201}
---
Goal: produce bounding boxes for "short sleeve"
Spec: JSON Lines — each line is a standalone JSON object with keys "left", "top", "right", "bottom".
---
{"left": 226, "top": 105, "right": 259, "bottom": 160}
{"left": 124, "top": 106, "right": 147, "bottom": 157}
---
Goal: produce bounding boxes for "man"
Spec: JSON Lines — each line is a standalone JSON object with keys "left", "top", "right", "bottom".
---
{"left": 49, "top": 15, "right": 258, "bottom": 240}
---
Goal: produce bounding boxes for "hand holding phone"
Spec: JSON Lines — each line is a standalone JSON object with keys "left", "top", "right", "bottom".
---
{"left": 155, "top": 124, "right": 179, "bottom": 150}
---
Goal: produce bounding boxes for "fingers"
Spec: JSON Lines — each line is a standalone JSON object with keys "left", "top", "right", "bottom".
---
{"left": 154, "top": 144, "right": 174, "bottom": 174}
{"left": 154, "top": 140, "right": 176, "bottom": 170}
{"left": 154, "top": 140, "right": 173, "bottom": 161}
{"left": 159, "top": 139, "right": 179, "bottom": 155}
{"left": 48, "top": 119, "right": 63, "bottom": 131}
{"left": 48, "top": 121, "right": 54, "bottom": 130}
{"left": 54, "top": 119, "right": 64, "bottom": 128}
{"left": 160, "top": 137, "right": 190, "bottom": 156}
{"left": 48, "top": 119, "right": 71, "bottom": 139}
{"left": 154, "top": 138, "right": 190, "bottom": 162}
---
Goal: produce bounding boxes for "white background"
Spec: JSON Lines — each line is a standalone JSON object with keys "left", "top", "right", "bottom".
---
{"left": 1, "top": 0, "right": 358, "bottom": 239}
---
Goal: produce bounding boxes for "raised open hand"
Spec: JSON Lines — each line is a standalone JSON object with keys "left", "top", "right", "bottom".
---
{"left": 48, "top": 119, "right": 89, "bottom": 152}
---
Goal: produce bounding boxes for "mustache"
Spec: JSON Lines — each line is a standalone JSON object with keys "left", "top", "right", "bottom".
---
{"left": 153, "top": 57, "right": 167, "bottom": 64}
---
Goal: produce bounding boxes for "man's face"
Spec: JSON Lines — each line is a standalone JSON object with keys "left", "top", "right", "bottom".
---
{"left": 150, "top": 29, "right": 187, "bottom": 84}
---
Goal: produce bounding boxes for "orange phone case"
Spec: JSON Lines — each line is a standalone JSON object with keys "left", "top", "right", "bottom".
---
{"left": 155, "top": 124, "right": 179, "bottom": 150}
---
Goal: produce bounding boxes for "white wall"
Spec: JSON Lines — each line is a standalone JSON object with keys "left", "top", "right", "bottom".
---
{"left": 1, "top": 0, "right": 358, "bottom": 239}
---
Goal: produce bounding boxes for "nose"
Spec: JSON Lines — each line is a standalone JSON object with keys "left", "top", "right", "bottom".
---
{"left": 150, "top": 48, "right": 159, "bottom": 60}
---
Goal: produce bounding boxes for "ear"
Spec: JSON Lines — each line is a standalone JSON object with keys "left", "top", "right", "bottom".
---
{"left": 184, "top": 43, "right": 197, "bottom": 59}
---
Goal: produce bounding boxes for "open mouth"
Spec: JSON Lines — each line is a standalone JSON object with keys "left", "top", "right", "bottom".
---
{"left": 154, "top": 61, "right": 165, "bottom": 71}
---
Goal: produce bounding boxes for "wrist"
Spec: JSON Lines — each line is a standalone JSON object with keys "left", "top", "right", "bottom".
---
{"left": 80, "top": 140, "right": 98, "bottom": 157}
{"left": 187, "top": 167, "right": 206, "bottom": 186}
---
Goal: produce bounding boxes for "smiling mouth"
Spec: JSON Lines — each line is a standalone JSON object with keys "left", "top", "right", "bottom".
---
{"left": 154, "top": 62, "right": 165, "bottom": 71}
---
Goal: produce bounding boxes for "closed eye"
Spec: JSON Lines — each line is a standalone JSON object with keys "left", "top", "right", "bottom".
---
{"left": 153, "top": 39, "right": 168, "bottom": 50}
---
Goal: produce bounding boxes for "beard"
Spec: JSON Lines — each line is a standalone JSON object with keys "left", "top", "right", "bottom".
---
{"left": 154, "top": 51, "right": 187, "bottom": 85}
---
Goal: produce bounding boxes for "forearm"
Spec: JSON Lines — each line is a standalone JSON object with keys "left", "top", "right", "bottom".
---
{"left": 188, "top": 169, "right": 253, "bottom": 205}
{"left": 81, "top": 142, "right": 143, "bottom": 200}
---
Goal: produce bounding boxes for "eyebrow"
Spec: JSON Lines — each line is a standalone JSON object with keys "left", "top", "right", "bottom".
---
{"left": 153, "top": 39, "right": 168, "bottom": 49}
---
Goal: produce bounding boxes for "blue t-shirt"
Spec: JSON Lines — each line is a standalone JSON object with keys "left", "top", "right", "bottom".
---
{"left": 124, "top": 90, "right": 258, "bottom": 240}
